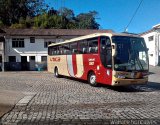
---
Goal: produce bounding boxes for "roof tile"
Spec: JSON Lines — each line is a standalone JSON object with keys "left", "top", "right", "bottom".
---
{"left": 4, "top": 29, "right": 113, "bottom": 36}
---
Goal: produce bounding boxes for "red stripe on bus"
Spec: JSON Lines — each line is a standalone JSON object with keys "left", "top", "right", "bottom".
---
{"left": 72, "top": 55, "right": 77, "bottom": 76}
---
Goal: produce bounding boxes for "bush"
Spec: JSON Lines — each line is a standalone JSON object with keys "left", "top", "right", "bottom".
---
{"left": 10, "top": 23, "right": 26, "bottom": 29}
{"left": 0, "top": 20, "right": 4, "bottom": 27}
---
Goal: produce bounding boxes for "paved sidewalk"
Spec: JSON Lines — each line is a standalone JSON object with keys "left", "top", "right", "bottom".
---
{"left": 0, "top": 90, "right": 25, "bottom": 117}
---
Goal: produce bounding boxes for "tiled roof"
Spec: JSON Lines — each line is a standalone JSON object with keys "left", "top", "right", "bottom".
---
{"left": 139, "top": 29, "right": 155, "bottom": 36}
{"left": 4, "top": 29, "right": 113, "bottom": 36}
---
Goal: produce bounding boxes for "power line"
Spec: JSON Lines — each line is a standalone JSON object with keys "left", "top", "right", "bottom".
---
{"left": 124, "top": 0, "right": 143, "bottom": 32}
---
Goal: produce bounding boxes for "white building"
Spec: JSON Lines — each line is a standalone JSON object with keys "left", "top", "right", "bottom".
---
{"left": 3, "top": 29, "right": 111, "bottom": 71}
{"left": 140, "top": 24, "right": 160, "bottom": 66}
{"left": 0, "top": 29, "right": 5, "bottom": 71}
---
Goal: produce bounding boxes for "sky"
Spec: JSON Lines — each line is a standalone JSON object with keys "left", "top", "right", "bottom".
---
{"left": 45, "top": 0, "right": 160, "bottom": 33}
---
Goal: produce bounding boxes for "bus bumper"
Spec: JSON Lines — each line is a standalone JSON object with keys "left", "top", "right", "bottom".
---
{"left": 112, "top": 77, "right": 148, "bottom": 86}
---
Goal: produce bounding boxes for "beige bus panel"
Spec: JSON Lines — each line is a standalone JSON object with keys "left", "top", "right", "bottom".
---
{"left": 48, "top": 54, "right": 85, "bottom": 78}
{"left": 75, "top": 54, "right": 84, "bottom": 78}
{"left": 48, "top": 55, "right": 70, "bottom": 76}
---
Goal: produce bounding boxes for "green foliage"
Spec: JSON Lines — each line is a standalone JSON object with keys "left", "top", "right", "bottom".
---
{"left": 0, "top": 0, "right": 46, "bottom": 25}
{"left": 60, "top": 7, "right": 75, "bottom": 20}
{"left": 0, "top": 0, "right": 100, "bottom": 29}
{"left": 76, "top": 11, "right": 100, "bottom": 29}
{"left": 10, "top": 23, "right": 26, "bottom": 29}
{"left": 0, "top": 20, "right": 4, "bottom": 27}
{"left": 19, "top": 17, "right": 26, "bottom": 25}
{"left": 25, "top": 16, "right": 33, "bottom": 28}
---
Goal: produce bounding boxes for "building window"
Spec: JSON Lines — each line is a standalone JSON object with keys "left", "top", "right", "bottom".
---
{"left": 12, "top": 38, "right": 24, "bottom": 48}
{"left": 30, "top": 37, "right": 35, "bottom": 43}
{"left": 148, "top": 36, "right": 154, "bottom": 41}
{"left": 41, "top": 56, "right": 47, "bottom": 62}
{"left": 44, "top": 41, "right": 54, "bottom": 48}
{"left": 150, "top": 54, "right": 153, "bottom": 56}
{"left": 30, "top": 56, "right": 35, "bottom": 60}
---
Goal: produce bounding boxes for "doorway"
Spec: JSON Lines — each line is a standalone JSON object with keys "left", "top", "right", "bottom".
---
{"left": 29, "top": 56, "right": 35, "bottom": 70}
{"left": 21, "top": 56, "right": 28, "bottom": 70}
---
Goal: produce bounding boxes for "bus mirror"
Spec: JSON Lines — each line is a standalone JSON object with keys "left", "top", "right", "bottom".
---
{"left": 112, "top": 45, "right": 115, "bottom": 49}
{"left": 112, "top": 44, "right": 116, "bottom": 56}
{"left": 147, "top": 48, "right": 149, "bottom": 51}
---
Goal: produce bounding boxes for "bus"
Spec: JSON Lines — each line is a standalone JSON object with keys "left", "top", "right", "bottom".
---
{"left": 48, "top": 33, "right": 149, "bottom": 86}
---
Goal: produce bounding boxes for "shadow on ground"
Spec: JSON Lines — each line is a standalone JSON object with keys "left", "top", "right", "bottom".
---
{"left": 101, "top": 82, "right": 160, "bottom": 93}
{"left": 149, "top": 72, "right": 155, "bottom": 75}
{"left": 60, "top": 76, "right": 160, "bottom": 93}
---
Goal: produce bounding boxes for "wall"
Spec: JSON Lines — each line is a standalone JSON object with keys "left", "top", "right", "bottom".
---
{"left": 4, "top": 37, "right": 65, "bottom": 70}
{"left": 5, "top": 38, "right": 45, "bottom": 61}
{"left": 0, "top": 41, "right": 4, "bottom": 71}
{"left": 142, "top": 31, "right": 158, "bottom": 66}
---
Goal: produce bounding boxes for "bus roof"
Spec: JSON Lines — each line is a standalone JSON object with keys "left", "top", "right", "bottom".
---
{"left": 48, "top": 32, "right": 141, "bottom": 47}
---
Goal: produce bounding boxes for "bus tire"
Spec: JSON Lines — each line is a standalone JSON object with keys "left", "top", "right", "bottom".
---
{"left": 54, "top": 67, "right": 59, "bottom": 78}
{"left": 88, "top": 72, "right": 98, "bottom": 87}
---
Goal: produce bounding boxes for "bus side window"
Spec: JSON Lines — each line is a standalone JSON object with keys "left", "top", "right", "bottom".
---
{"left": 79, "top": 40, "right": 88, "bottom": 54}
{"left": 70, "top": 42, "right": 78, "bottom": 54}
{"left": 63, "top": 44, "right": 70, "bottom": 55}
{"left": 88, "top": 38, "right": 98, "bottom": 54}
{"left": 59, "top": 46, "right": 63, "bottom": 55}
{"left": 56, "top": 46, "right": 60, "bottom": 55}
{"left": 52, "top": 47, "right": 57, "bottom": 55}
{"left": 48, "top": 46, "right": 56, "bottom": 55}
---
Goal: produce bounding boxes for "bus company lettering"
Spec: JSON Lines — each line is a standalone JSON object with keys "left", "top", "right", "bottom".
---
{"left": 88, "top": 58, "right": 95, "bottom": 61}
{"left": 88, "top": 58, "right": 95, "bottom": 65}
{"left": 50, "top": 57, "right": 60, "bottom": 62}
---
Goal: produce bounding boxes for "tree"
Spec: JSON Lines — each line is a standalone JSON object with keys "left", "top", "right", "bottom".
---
{"left": 26, "top": 0, "right": 46, "bottom": 16}
{"left": 0, "top": 20, "right": 4, "bottom": 27}
{"left": 25, "top": 16, "right": 33, "bottom": 28}
{"left": 48, "top": 7, "right": 58, "bottom": 16}
{"left": 76, "top": 11, "right": 100, "bottom": 29}
{"left": 0, "top": 0, "right": 100, "bottom": 29}
{"left": 48, "top": 15, "right": 68, "bottom": 29}
{"left": 59, "top": 7, "right": 75, "bottom": 20}
{"left": 0, "top": 0, "right": 46, "bottom": 25}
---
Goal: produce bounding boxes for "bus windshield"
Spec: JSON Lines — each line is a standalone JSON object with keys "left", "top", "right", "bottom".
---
{"left": 112, "top": 36, "right": 149, "bottom": 71}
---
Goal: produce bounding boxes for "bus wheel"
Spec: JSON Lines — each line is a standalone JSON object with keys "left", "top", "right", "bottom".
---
{"left": 88, "top": 72, "right": 97, "bottom": 87}
{"left": 54, "top": 67, "right": 59, "bottom": 78}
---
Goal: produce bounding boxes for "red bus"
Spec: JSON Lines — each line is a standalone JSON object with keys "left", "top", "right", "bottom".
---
{"left": 48, "top": 33, "right": 149, "bottom": 86}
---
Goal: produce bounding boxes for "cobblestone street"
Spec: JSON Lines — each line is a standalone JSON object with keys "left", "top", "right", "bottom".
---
{"left": 0, "top": 66, "right": 160, "bottom": 125}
